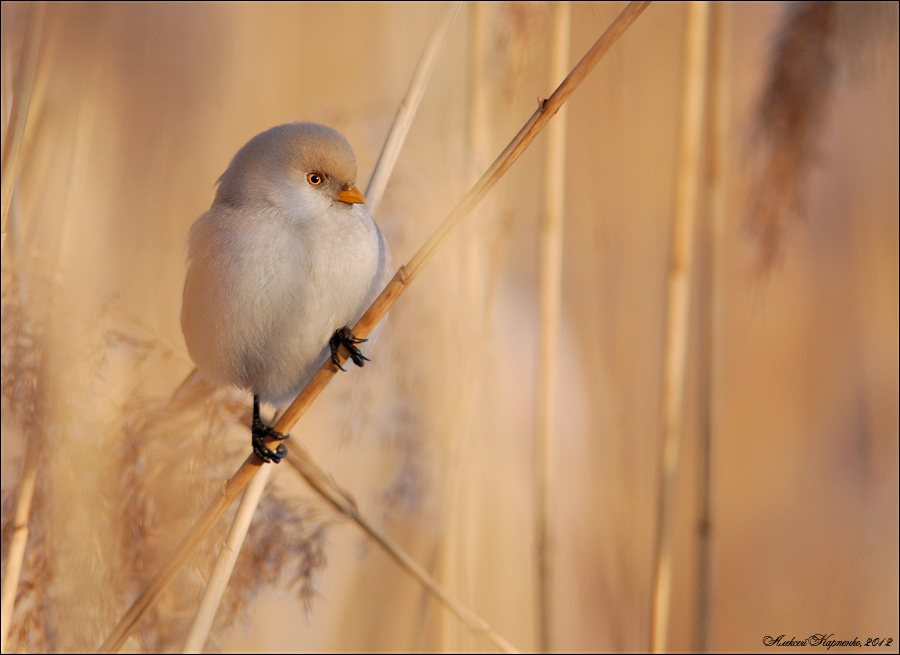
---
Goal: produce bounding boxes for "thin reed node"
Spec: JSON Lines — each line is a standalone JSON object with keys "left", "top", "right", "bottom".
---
{"left": 536, "top": 2, "right": 570, "bottom": 653}
{"left": 97, "top": 3, "right": 650, "bottom": 652}
{"left": 650, "top": 2, "right": 711, "bottom": 653}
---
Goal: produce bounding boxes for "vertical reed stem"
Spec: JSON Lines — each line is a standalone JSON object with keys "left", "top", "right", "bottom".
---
{"left": 695, "top": 3, "right": 730, "bottom": 650}
{"left": 536, "top": 2, "right": 570, "bottom": 652}
{"left": 1, "top": 1, "right": 44, "bottom": 241}
{"left": 0, "top": 6, "right": 46, "bottom": 646}
{"left": 0, "top": 442, "right": 40, "bottom": 654}
{"left": 437, "top": 3, "right": 491, "bottom": 650}
{"left": 650, "top": 2, "right": 711, "bottom": 652}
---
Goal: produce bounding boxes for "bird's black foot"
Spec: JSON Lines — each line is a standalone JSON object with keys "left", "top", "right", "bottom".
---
{"left": 251, "top": 395, "right": 289, "bottom": 463}
{"left": 329, "top": 326, "right": 369, "bottom": 371}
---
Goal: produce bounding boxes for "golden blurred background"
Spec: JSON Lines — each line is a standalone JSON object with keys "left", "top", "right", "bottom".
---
{"left": 1, "top": 1, "right": 897, "bottom": 653}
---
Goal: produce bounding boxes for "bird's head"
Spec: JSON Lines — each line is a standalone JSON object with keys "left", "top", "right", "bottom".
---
{"left": 214, "top": 122, "right": 366, "bottom": 219}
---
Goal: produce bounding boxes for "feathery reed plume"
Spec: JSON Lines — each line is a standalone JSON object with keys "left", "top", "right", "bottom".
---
{"left": 5, "top": 284, "right": 323, "bottom": 649}
{"left": 111, "top": 337, "right": 328, "bottom": 652}
{"left": 536, "top": 3, "right": 569, "bottom": 652}
{"left": 747, "top": 1, "right": 837, "bottom": 271}
{"left": 835, "top": 1, "right": 899, "bottom": 73}
{"left": 116, "top": 376, "right": 248, "bottom": 652}
{"left": 650, "top": 2, "right": 711, "bottom": 652}
{"left": 98, "top": 4, "right": 650, "bottom": 652}
{"left": 749, "top": 2, "right": 898, "bottom": 270}
{"left": 0, "top": 250, "right": 51, "bottom": 653}
{"left": 182, "top": 453, "right": 329, "bottom": 654}
{"left": 0, "top": 487, "right": 49, "bottom": 654}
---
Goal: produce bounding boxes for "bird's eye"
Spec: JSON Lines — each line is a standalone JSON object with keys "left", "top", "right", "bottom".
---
{"left": 307, "top": 173, "right": 322, "bottom": 186}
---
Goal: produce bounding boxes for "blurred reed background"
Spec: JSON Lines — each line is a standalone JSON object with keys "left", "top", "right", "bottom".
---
{"left": 1, "top": 1, "right": 897, "bottom": 652}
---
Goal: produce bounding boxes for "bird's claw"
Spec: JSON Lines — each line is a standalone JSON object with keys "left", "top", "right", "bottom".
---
{"left": 251, "top": 395, "right": 289, "bottom": 464}
{"left": 330, "top": 326, "right": 369, "bottom": 371}
{"left": 252, "top": 427, "right": 288, "bottom": 463}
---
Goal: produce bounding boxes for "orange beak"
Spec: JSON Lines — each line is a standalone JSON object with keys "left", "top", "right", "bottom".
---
{"left": 336, "top": 186, "right": 366, "bottom": 205}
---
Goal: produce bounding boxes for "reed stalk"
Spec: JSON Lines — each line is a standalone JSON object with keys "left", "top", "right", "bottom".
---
{"left": 180, "top": 465, "right": 274, "bottom": 654}
{"left": 365, "top": 1, "right": 461, "bottom": 215}
{"left": 695, "top": 3, "right": 730, "bottom": 650}
{"left": 0, "top": 6, "right": 46, "bottom": 651}
{"left": 0, "top": 441, "right": 39, "bottom": 655}
{"left": 436, "top": 5, "right": 495, "bottom": 649}
{"left": 97, "top": 4, "right": 650, "bottom": 651}
{"left": 285, "top": 441, "right": 520, "bottom": 654}
{"left": 536, "top": 3, "right": 570, "bottom": 653}
{"left": 0, "top": 1, "right": 44, "bottom": 244}
{"left": 650, "top": 2, "right": 711, "bottom": 652}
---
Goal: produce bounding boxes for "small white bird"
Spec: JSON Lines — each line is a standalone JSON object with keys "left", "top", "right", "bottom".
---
{"left": 182, "top": 123, "right": 393, "bottom": 462}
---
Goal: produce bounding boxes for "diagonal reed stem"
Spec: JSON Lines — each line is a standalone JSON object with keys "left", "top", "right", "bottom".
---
{"left": 284, "top": 441, "right": 521, "bottom": 654}
{"left": 650, "top": 2, "right": 711, "bottom": 652}
{"left": 97, "top": 3, "right": 651, "bottom": 652}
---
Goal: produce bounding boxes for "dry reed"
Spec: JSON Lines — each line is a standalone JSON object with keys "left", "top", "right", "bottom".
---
{"left": 535, "top": 2, "right": 570, "bottom": 652}
{"left": 285, "top": 440, "right": 520, "bottom": 654}
{"left": 365, "top": 1, "right": 462, "bottom": 216}
{"left": 437, "top": 3, "right": 542, "bottom": 651}
{"left": 97, "top": 4, "right": 651, "bottom": 652}
{"left": 181, "top": 451, "right": 274, "bottom": 654}
{"left": 650, "top": 2, "right": 711, "bottom": 652}
{"left": 0, "top": 5, "right": 46, "bottom": 649}
{"left": 694, "top": 3, "right": 732, "bottom": 650}
{"left": 0, "top": 1, "right": 43, "bottom": 243}
{"left": 0, "top": 258, "right": 50, "bottom": 654}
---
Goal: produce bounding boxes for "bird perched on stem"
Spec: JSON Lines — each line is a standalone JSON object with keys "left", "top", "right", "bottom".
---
{"left": 182, "top": 123, "right": 393, "bottom": 463}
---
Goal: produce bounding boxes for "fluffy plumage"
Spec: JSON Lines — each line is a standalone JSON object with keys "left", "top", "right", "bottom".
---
{"left": 182, "top": 123, "right": 393, "bottom": 406}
